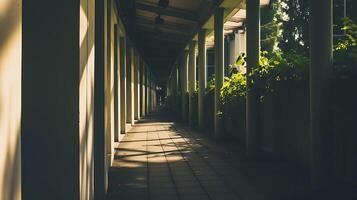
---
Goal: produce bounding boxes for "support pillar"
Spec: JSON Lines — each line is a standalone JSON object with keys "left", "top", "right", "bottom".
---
{"left": 94, "top": 0, "right": 108, "bottom": 198}
{"left": 149, "top": 73, "right": 153, "bottom": 111}
{"left": 22, "top": 0, "right": 96, "bottom": 198}
{"left": 246, "top": 0, "right": 260, "bottom": 156}
{"left": 139, "top": 59, "right": 145, "bottom": 118}
{"left": 114, "top": 26, "right": 120, "bottom": 142}
{"left": 106, "top": 1, "right": 114, "bottom": 165}
{"left": 172, "top": 66, "right": 178, "bottom": 111}
{"left": 181, "top": 50, "right": 189, "bottom": 121}
{"left": 146, "top": 68, "right": 150, "bottom": 113}
{"left": 120, "top": 37, "right": 127, "bottom": 133}
{"left": 198, "top": 29, "right": 207, "bottom": 130}
{"left": 0, "top": 0, "right": 21, "bottom": 199}
{"left": 151, "top": 74, "right": 154, "bottom": 111}
{"left": 134, "top": 51, "right": 140, "bottom": 120}
{"left": 153, "top": 81, "right": 157, "bottom": 109}
{"left": 309, "top": 0, "right": 333, "bottom": 188}
{"left": 188, "top": 41, "right": 197, "bottom": 126}
{"left": 141, "top": 61, "right": 146, "bottom": 117}
{"left": 214, "top": 8, "right": 224, "bottom": 137}
{"left": 126, "top": 44, "right": 134, "bottom": 124}
{"left": 173, "top": 67, "right": 178, "bottom": 96}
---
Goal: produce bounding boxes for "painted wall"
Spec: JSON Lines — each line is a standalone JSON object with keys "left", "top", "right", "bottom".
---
{"left": 0, "top": 0, "right": 22, "bottom": 199}
{"left": 228, "top": 32, "right": 246, "bottom": 73}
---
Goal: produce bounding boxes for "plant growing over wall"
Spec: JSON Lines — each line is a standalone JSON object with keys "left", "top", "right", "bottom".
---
{"left": 249, "top": 51, "right": 309, "bottom": 101}
{"left": 206, "top": 75, "right": 216, "bottom": 94}
{"left": 220, "top": 54, "right": 247, "bottom": 118}
{"left": 334, "top": 17, "right": 357, "bottom": 78}
{"left": 221, "top": 73, "right": 247, "bottom": 105}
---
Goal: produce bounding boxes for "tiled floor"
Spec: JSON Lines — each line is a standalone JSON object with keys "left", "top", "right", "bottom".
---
{"left": 107, "top": 109, "right": 357, "bottom": 200}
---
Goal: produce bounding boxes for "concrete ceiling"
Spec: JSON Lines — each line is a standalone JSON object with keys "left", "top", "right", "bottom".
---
{"left": 117, "top": 0, "right": 269, "bottom": 85}
{"left": 117, "top": 0, "right": 223, "bottom": 85}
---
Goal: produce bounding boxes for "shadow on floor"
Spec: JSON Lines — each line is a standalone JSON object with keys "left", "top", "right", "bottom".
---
{"left": 107, "top": 107, "right": 357, "bottom": 200}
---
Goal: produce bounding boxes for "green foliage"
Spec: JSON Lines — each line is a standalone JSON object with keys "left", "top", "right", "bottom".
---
{"left": 275, "top": 0, "right": 310, "bottom": 54}
{"left": 206, "top": 76, "right": 215, "bottom": 94}
{"left": 334, "top": 18, "right": 357, "bottom": 78}
{"left": 228, "top": 53, "right": 246, "bottom": 75}
{"left": 220, "top": 53, "right": 247, "bottom": 107}
{"left": 249, "top": 51, "right": 308, "bottom": 100}
{"left": 261, "top": 1, "right": 283, "bottom": 52}
{"left": 220, "top": 73, "right": 246, "bottom": 106}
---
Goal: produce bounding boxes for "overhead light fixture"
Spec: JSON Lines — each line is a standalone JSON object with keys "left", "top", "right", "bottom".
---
{"left": 155, "top": 14, "right": 164, "bottom": 25}
{"left": 158, "top": 0, "right": 169, "bottom": 8}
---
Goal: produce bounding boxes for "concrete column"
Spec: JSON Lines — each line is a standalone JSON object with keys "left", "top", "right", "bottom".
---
{"left": 188, "top": 41, "right": 197, "bottom": 126}
{"left": 150, "top": 76, "right": 154, "bottom": 111}
{"left": 139, "top": 60, "right": 144, "bottom": 117}
{"left": 168, "top": 79, "right": 171, "bottom": 98}
{"left": 198, "top": 29, "right": 207, "bottom": 130}
{"left": 114, "top": 26, "right": 120, "bottom": 142}
{"left": 146, "top": 68, "right": 150, "bottom": 113}
{"left": 126, "top": 44, "right": 134, "bottom": 124}
{"left": 120, "top": 37, "right": 127, "bottom": 133}
{"left": 173, "top": 66, "right": 178, "bottom": 97}
{"left": 94, "top": 0, "right": 108, "bottom": 198}
{"left": 0, "top": 0, "right": 21, "bottom": 199}
{"left": 246, "top": 0, "right": 260, "bottom": 156}
{"left": 181, "top": 50, "right": 189, "bottom": 121}
{"left": 141, "top": 63, "right": 146, "bottom": 116}
{"left": 153, "top": 78, "right": 156, "bottom": 110}
{"left": 309, "top": 0, "right": 333, "bottom": 188}
{"left": 176, "top": 66, "right": 181, "bottom": 97}
{"left": 154, "top": 81, "right": 157, "bottom": 109}
{"left": 134, "top": 51, "right": 140, "bottom": 120}
{"left": 214, "top": 8, "right": 224, "bottom": 137}
{"left": 149, "top": 72, "right": 153, "bottom": 111}
{"left": 22, "top": 0, "right": 96, "bottom": 198}
{"left": 172, "top": 66, "right": 178, "bottom": 111}
{"left": 105, "top": 0, "right": 115, "bottom": 177}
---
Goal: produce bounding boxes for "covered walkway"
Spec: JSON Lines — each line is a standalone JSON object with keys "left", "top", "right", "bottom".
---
{"left": 106, "top": 107, "right": 356, "bottom": 200}
{"left": 2, "top": 0, "right": 357, "bottom": 199}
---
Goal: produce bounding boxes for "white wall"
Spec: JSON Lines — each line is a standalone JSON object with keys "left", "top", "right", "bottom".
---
{"left": 236, "top": 32, "right": 246, "bottom": 55}
{"left": 228, "top": 32, "right": 247, "bottom": 65}
{"left": 234, "top": 32, "right": 247, "bottom": 73}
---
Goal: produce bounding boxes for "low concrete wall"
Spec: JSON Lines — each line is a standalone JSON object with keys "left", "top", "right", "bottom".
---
{"left": 223, "top": 100, "right": 246, "bottom": 141}
{"left": 190, "top": 94, "right": 199, "bottom": 127}
{"left": 258, "top": 82, "right": 310, "bottom": 167}
{"left": 204, "top": 92, "right": 215, "bottom": 134}
{"left": 181, "top": 75, "right": 357, "bottom": 187}
{"left": 332, "top": 78, "right": 357, "bottom": 186}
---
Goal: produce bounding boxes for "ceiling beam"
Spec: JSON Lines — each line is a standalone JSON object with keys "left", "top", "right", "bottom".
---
{"left": 137, "top": 22, "right": 191, "bottom": 36}
{"left": 136, "top": 16, "right": 192, "bottom": 33}
{"left": 137, "top": 26, "right": 187, "bottom": 39}
{"left": 140, "top": 35, "right": 186, "bottom": 44}
{"left": 136, "top": 1, "right": 199, "bottom": 22}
